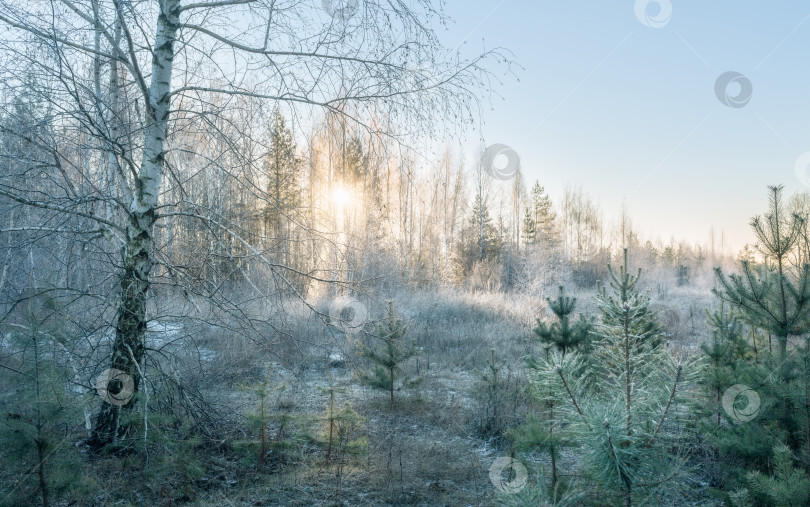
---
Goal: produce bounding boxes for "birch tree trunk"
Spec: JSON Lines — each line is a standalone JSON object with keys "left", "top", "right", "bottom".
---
{"left": 89, "top": 0, "right": 180, "bottom": 449}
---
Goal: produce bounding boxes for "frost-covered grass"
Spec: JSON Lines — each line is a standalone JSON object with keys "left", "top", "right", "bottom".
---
{"left": 0, "top": 279, "right": 718, "bottom": 506}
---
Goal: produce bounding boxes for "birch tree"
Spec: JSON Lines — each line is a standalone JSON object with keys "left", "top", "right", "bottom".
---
{"left": 0, "top": 0, "right": 505, "bottom": 449}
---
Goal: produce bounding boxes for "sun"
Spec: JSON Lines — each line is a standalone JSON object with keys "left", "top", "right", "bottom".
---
{"left": 332, "top": 185, "right": 352, "bottom": 209}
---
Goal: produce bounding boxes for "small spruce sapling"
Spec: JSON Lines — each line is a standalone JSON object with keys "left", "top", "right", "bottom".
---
{"left": 238, "top": 369, "right": 276, "bottom": 470}
{"left": 0, "top": 285, "right": 90, "bottom": 506}
{"left": 320, "top": 385, "right": 365, "bottom": 464}
{"left": 359, "top": 301, "right": 421, "bottom": 407}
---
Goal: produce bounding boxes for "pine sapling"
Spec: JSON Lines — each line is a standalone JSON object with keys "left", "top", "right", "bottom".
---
{"left": 476, "top": 348, "right": 524, "bottom": 440}
{"left": 745, "top": 444, "right": 810, "bottom": 507}
{"left": 714, "top": 185, "right": 810, "bottom": 426}
{"left": 359, "top": 301, "right": 421, "bottom": 407}
{"left": 318, "top": 385, "right": 365, "bottom": 491}
{"left": 551, "top": 249, "right": 698, "bottom": 506}
{"left": 701, "top": 306, "right": 744, "bottom": 427}
{"left": 534, "top": 285, "right": 593, "bottom": 357}
{"left": 513, "top": 351, "right": 582, "bottom": 499}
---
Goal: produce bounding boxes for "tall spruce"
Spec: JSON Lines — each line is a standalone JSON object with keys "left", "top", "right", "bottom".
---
{"left": 263, "top": 109, "right": 301, "bottom": 238}
{"left": 470, "top": 193, "right": 499, "bottom": 262}
{"left": 343, "top": 134, "right": 366, "bottom": 184}
{"left": 530, "top": 182, "right": 556, "bottom": 246}
{"left": 521, "top": 206, "right": 536, "bottom": 247}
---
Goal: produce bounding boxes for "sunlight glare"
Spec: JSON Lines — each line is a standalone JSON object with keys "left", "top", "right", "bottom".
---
{"left": 333, "top": 185, "right": 352, "bottom": 209}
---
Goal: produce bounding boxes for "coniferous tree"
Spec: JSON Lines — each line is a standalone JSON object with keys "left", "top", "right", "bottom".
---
{"left": 263, "top": 109, "right": 301, "bottom": 238}
{"left": 713, "top": 185, "right": 810, "bottom": 436}
{"left": 319, "top": 386, "right": 365, "bottom": 467}
{"left": 699, "top": 301, "right": 786, "bottom": 481}
{"left": 1, "top": 309, "right": 87, "bottom": 505}
{"left": 469, "top": 193, "right": 499, "bottom": 262}
{"left": 457, "top": 194, "right": 501, "bottom": 278}
{"left": 549, "top": 249, "right": 697, "bottom": 506}
{"left": 596, "top": 249, "right": 663, "bottom": 354}
{"left": 521, "top": 206, "right": 536, "bottom": 247}
{"left": 744, "top": 444, "right": 810, "bottom": 507}
{"left": 643, "top": 240, "right": 659, "bottom": 265}
{"left": 530, "top": 182, "right": 556, "bottom": 246}
{"left": 701, "top": 307, "right": 747, "bottom": 427}
{"left": 714, "top": 185, "right": 810, "bottom": 372}
{"left": 359, "top": 301, "right": 421, "bottom": 407}
{"left": 343, "top": 134, "right": 366, "bottom": 184}
{"left": 534, "top": 285, "right": 592, "bottom": 357}
{"left": 475, "top": 349, "right": 522, "bottom": 440}
{"left": 512, "top": 351, "right": 578, "bottom": 499}
{"left": 797, "top": 334, "right": 810, "bottom": 467}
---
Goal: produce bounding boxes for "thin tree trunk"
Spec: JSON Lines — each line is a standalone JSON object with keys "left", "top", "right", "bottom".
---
{"left": 804, "top": 346, "right": 810, "bottom": 464}
{"left": 390, "top": 364, "right": 394, "bottom": 407}
{"left": 36, "top": 436, "right": 49, "bottom": 507}
{"left": 32, "top": 298, "right": 50, "bottom": 507}
{"left": 549, "top": 405, "right": 557, "bottom": 494}
{"left": 752, "top": 327, "right": 758, "bottom": 363}
{"left": 624, "top": 306, "right": 632, "bottom": 438}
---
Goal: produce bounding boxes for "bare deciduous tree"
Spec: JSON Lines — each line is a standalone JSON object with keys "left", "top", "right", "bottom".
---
{"left": 0, "top": 0, "right": 507, "bottom": 449}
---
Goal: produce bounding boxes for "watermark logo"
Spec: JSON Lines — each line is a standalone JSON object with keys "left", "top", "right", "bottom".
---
{"left": 715, "top": 72, "right": 753, "bottom": 108}
{"left": 634, "top": 0, "right": 672, "bottom": 28}
{"left": 322, "top": 0, "right": 358, "bottom": 21}
{"left": 95, "top": 368, "right": 134, "bottom": 406}
{"left": 722, "top": 384, "right": 760, "bottom": 422}
{"left": 489, "top": 456, "right": 527, "bottom": 494}
{"left": 795, "top": 152, "right": 810, "bottom": 188}
{"left": 329, "top": 296, "right": 368, "bottom": 334}
{"left": 482, "top": 144, "right": 520, "bottom": 181}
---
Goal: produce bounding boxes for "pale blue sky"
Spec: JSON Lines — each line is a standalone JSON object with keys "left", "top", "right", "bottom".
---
{"left": 440, "top": 1, "right": 810, "bottom": 253}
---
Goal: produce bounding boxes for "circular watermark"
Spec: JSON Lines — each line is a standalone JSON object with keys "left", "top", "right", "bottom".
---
{"left": 482, "top": 144, "right": 520, "bottom": 181}
{"left": 634, "top": 0, "right": 672, "bottom": 28}
{"left": 328, "top": 296, "right": 368, "bottom": 334}
{"left": 322, "top": 0, "right": 358, "bottom": 21}
{"left": 714, "top": 72, "right": 753, "bottom": 108}
{"left": 795, "top": 152, "right": 810, "bottom": 188}
{"left": 95, "top": 368, "right": 134, "bottom": 406}
{"left": 489, "top": 456, "right": 527, "bottom": 494}
{"left": 722, "top": 384, "right": 760, "bottom": 422}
